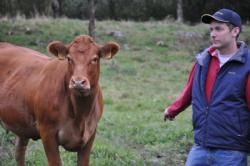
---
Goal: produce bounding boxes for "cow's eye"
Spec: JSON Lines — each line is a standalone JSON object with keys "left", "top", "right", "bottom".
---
{"left": 91, "top": 57, "right": 99, "bottom": 64}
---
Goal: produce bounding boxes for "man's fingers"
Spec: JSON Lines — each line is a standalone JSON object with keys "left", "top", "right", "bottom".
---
{"left": 163, "top": 108, "right": 175, "bottom": 121}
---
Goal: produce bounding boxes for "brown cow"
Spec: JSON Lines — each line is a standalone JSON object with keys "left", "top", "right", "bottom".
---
{"left": 0, "top": 35, "right": 119, "bottom": 166}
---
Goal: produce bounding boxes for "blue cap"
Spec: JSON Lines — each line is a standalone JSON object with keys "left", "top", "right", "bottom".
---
{"left": 201, "top": 8, "right": 242, "bottom": 32}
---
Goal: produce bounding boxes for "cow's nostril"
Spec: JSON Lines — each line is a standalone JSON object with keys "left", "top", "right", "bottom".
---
{"left": 78, "top": 79, "right": 86, "bottom": 85}
{"left": 70, "top": 77, "right": 89, "bottom": 90}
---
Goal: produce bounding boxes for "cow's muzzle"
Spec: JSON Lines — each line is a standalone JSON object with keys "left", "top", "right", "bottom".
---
{"left": 69, "top": 77, "right": 90, "bottom": 94}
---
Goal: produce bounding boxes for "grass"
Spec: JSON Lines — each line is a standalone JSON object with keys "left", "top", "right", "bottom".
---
{"left": 0, "top": 17, "right": 250, "bottom": 165}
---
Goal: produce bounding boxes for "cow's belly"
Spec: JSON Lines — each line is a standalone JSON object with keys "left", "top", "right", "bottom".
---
{"left": 1, "top": 121, "right": 40, "bottom": 139}
{"left": 0, "top": 106, "right": 40, "bottom": 139}
{"left": 0, "top": 114, "right": 40, "bottom": 139}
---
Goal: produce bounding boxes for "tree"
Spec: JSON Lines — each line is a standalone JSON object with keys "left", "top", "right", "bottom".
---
{"left": 177, "top": 0, "right": 183, "bottom": 22}
{"left": 88, "top": 0, "right": 96, "bottom": 39}
{"left": 51, "top": 0, "right": 62, "bottom": 18}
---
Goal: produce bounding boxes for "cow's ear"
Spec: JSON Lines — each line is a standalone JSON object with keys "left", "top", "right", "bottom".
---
{"left": 47, "top": 41, "right": 68, "bottom": 60}
{"left": 99, "top": 42, "right": 120, "bottom": 59}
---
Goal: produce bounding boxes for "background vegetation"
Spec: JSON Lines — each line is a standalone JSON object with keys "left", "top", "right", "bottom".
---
{"left": 0, "top": 17, "right": 250, "bottom": 165}
{"left": 0, "top": 0, "right": 250, "bottom": 22}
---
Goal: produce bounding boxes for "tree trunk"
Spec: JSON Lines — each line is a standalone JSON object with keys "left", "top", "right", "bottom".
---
{"left": 52, "top": 0, "right": 61, "bottom": 18}
{"left": 177, "top": 0, "right": 183, "bottom": 23}
{"left": 88, "top": 0, "right": 96, "bottom": 39}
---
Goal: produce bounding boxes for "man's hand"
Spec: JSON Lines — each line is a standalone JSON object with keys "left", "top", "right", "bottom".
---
{"left": 163, "top": 108, "right": 175, "bottom": 121}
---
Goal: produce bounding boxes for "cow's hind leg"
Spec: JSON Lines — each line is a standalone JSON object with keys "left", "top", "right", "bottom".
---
{"left": 15, "top": 136, "right": 29, "bottom": 166}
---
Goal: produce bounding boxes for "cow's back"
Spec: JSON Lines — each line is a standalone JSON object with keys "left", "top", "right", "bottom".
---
{"left": 0, "top": 43, "right": 50, "bottom": 81}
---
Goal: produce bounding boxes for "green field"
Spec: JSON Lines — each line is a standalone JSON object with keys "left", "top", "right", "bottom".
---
{"left": 0, "top": 17, "right": 250, "bottom": 166}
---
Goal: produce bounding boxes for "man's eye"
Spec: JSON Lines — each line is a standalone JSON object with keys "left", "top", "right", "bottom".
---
{"left": 215, "top": 27, "right": 223, "bottom": 31}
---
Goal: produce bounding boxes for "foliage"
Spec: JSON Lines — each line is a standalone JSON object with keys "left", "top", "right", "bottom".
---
{"left": 61, "top": 0, "right": 89, "bottom": 19}
{"left": 0, "top": 0, "right": 52, "bottom": 17}
{"left": 0, "top": 18, "right": 250, "bottom": 165}
{"left": 1, "top": 0, "right": 250, "bottom": 22}
{"left": 182, "top": 0, "right": 250, "bottom": 23}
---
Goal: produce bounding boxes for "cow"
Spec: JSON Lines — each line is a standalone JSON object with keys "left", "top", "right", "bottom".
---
{"left": 0, "top": 35, "right": 120, "bottom": 166}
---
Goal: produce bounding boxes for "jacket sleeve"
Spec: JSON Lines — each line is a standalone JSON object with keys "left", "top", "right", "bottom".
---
{"left": 167, "top": 63, "right": 196, "bottom": 117}
{"left": 246, "top": 73, "right": 250, "bottom": 111}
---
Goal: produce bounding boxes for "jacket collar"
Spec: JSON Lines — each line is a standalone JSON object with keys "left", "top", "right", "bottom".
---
{"left": 196, "top": 41, "right": 248, "bottom": 66}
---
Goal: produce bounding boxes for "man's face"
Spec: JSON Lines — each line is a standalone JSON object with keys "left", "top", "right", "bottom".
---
{"left": 209, "top": 21, "right": 239, "bottom": 50}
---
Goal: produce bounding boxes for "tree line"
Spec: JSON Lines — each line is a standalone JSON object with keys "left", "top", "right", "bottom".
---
{"left": 0, "top": 0, "right": 250, "bottom": 23}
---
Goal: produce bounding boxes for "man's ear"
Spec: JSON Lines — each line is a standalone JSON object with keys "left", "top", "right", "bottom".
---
{"left": 99, "top": 42, "right": 120, "bottom": 59}
{"left": 47, "top": 41, "right": 68, "bottom": 60}
{"left": 232, "top": 27, "right": 240, "bottom": 38}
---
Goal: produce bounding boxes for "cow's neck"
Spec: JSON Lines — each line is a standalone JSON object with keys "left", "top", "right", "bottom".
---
{"left": 70, "top": 89, "right": 97, "bottom": 119}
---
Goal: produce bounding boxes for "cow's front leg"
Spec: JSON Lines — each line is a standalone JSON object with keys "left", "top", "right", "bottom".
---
{"left": 77, "top": 132, "right": 96, "bottom": 166}
{"left": 40, "top": 126, "right": 61, "bottom": 166}
{"left": 15, "top": 136, "right": 29, "bottom": 166}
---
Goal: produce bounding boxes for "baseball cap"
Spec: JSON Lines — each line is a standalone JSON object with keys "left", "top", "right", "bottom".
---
{"left": 201, "top": 8, "right": 242, "bottom": 32}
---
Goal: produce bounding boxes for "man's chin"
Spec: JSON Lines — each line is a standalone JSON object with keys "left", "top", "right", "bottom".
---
{"left": 211, "top": 44, "right": 220, "bottom": 49}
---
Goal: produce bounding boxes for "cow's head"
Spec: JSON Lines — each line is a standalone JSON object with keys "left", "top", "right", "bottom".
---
{"left": 47, "top": 35, "right": 120, "bottom": 96}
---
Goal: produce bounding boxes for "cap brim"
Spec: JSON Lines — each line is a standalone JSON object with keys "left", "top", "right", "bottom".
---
{"left": 201, "top": 14, "right": 229, "bottom": 24}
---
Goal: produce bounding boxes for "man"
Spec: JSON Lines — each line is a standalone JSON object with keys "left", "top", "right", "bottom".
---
{"left": 164, "top": 8, "right": 250, "bottom": 166}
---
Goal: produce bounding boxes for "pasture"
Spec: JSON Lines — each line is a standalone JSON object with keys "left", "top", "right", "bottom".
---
{"left": 0, "top": 17, "right": 250, "bottom": 165}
